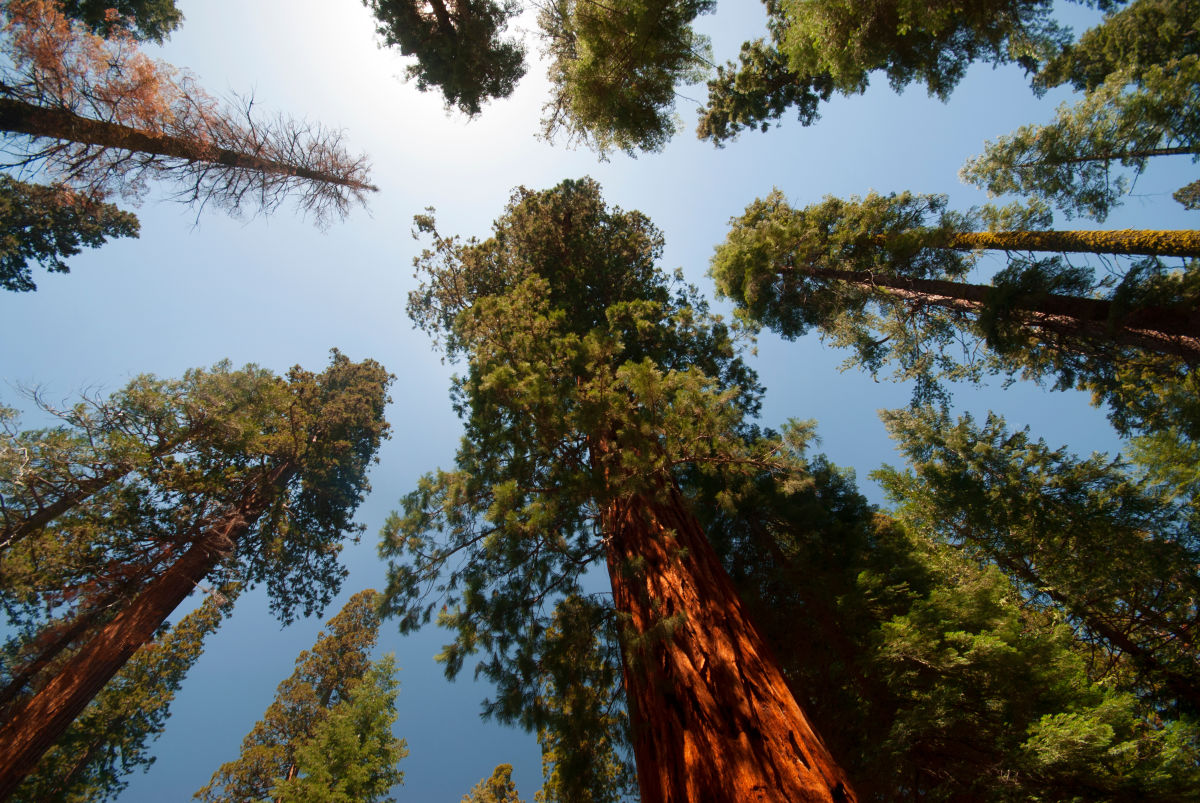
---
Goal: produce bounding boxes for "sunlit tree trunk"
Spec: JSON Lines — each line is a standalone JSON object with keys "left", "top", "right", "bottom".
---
{"left": 602, "top": 482, "right": 856, "bottom": 803}
{"left": 0, "top": 462, "right": 294, "bottom": 801}
{"left": 927, "top": 228, "right": 1200, "bottom": 258}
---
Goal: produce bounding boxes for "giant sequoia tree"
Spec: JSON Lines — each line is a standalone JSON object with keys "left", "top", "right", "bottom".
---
{"left": 381, "top": 179, "right": 855, "bottom": 802}
{"left": 0, "top": 0, "right": 375, "bottom": 225}
{"left": 711, "top": 190, "right": 1200, "bottom": 430}
{"left": 0, "top": 352, "right": 392, "bottom": 799}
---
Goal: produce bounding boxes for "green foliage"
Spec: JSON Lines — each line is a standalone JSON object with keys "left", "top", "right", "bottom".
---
{"left": 539, "top": 0, "right": 715, "bottom": 155}
{"left": 0, "top": 178, "right": 139, "bottom": 292}
{"left": 876, "top": 407, "right": 1200, "bottom": 714}
{"left": 10, "top": 584, "right": 239, "bottom": 803}
{"left": 710, "top": 189, "right": 1200, "bottom": 432}
{"left": 962, "top": 55, "right": 1200, "bottom": 221}
{"left": 198, "top": 590, "right": 402, "bottom": 802}
{"left": 363, "top": 0, "right": 525, "bottom": 116}
{"left": 464, "top": 763, "right": 524, "bottom": 803}
{"left": 381, "top": 179, "right": 774, "bottom": 795}
{"left": 696, "top": 0, "right": 1101, "bottom": 144}
{"left": 699, "top": 436, "right": 1200, "bottom": 799}
{"left": 269, "top": 655, "right": 407, "bottom": 803}
{"left": 0, "top": 353, "right": 391, "bottom": 755}
{"left": 1036, "top": 0, "right": 1200, "bottom": 92}
{"left": 56, "top": 0, "right": 184, "bottom": 42}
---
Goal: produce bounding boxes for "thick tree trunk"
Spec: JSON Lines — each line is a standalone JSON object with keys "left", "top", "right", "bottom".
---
{"left": 0, "top": 462, "right": 294, "bottom": 801}
{"left": 807, "top": 266, "right": 1200, "bottom": 362}
{"left": 0, "top": 97, "right": 376, "bottom": 192}
{"left": 601, "top": 483, "right": 856, "bottom": 803}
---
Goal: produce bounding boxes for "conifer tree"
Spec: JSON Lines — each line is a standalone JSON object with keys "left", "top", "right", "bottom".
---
{"left": 698, "top": 0, "right": 1085, "bottom": 144}
{"left": 876, "top": 408, "right": 1200, "bottom": 715}
{"left": 362, "top": 0, "right": 525, "bottom": 117}
{"left": 700, "top": 433, "right": 1200, "bottom": 799}
{"left": 0, "top": 353, "right": 391, "bottom": 799}
{"left": 0, "top": 176, "right": 138, "bottom": 291}
{"left": 0, "top": 0, "right": 375, "bottom": 226}
{"left": 197, "top": 589, "right": 403, "bottom": 802}
{"left": 9, "top": 584, "right": 239, "bottom": 803}
{"left": 464, "top": 764, "right": 523, "bottom": 803}
{"left": 57, "top": 0, "right": 184, "bottom": 42}
{"left": 711, "top": 190, "right": 1200, "bottom": 428}
{"left": 382, "top": 178, "right": 856, "bottom": 802}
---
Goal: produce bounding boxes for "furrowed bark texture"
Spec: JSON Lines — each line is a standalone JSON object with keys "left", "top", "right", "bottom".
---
{"left": 806, "top": 266, "right": 1200, "bottom": 362}
{"left": 0, "top": 462, "right": 294, "bottom": 801}
{"left": 602, "top": 484, "right": 856, "bottom": 803}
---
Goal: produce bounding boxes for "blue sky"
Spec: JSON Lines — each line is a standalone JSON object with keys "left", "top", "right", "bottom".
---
{"left": 1, "top": 0, "right": 1194, "bottom": 799}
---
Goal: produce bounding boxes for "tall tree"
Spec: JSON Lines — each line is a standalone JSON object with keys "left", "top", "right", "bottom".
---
{"left": 698, "top": 0, "right": 1091, "bottom": 144}
{"left": 196, "top": 589, "right": 402, "bottom": 802}
{"left": 56, "top": 0, "right": 183, "bottom": 42}
{"left": 876, "top": 407, "right": 1200, "bottom": 714}
{"left": 537, "top": 0, "right": 715, "bottom": 155}
{"left": 362, "top": 0, "right": 525, "bottom": 117}
{"left": 9, "top": 583, "right": 239, "bottom": 803}
{"left": 711, "top": 190, "right": 1200, "bottom": 426}
{"left": 382, "top": 178, "right": 856, "bottom": 802}
{"left": 0, "top": 176, "right": 138, "bottom": 291}
{"left": 0, "top": 0, "right": 375, "bottom": 226}
{"left": 699, "top": 433, "right": 1200, "bottom": 799}
{"left": 962, "top": 54, "right": 1200, "bottom": 221}
{"left": 0, "top": 353, "right": 392, "bottom": 800}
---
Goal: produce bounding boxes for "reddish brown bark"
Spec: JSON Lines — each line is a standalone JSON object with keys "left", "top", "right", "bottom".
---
{"left": 0, "top": 97, "right": 377, "bottom": 192}
{"left": 602, "top": 483, "right": 856, "bottom": 803}
{"left": 0, "top": 462, "right": 294, "bottom": 801}
{"left": 805, "top": 266, "right": 1200, "bottom": 362}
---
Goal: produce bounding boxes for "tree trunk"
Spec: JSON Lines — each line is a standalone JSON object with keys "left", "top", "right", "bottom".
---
{"left": 0, "top": 462, "right": 294, "bottom": 801}
{"left": 0, "top": 97, "right": 376, "bottom": 192}
{"left": 1020, "top": 145, "right": 1200, "bottom": 167}
{"left": 939, "top": 228, "right": 1200, "bottom": 258}
{"left": 601, "top": 483, "right": 856, "bottom": 803}
{"left": 806, "top": 266, "right": 1200, "bottom": 362}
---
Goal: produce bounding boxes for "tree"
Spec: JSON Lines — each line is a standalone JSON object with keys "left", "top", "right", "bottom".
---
{"left": 362, "top": 0, "right": 525, "bottom": 117}
{"left": 196, "top": 585, "right": 403, "bottom": 796}
{"left": 710, "top": 190, "right": 1200, "bottom": 426}
{"left": 57, "top": 0, "right": 183, "bottom": 42}
{"left": 0, "top": 176, "right": 138, "bottom": 291}
{"left": 699, "top": 433, "right": 1200, "bottom": 799}
{"left": 876, "top": 407, "right": 1200, "bottom": 715}
{"left": 697, "top": 0, "right": 1089, "bottom": 144}
{"left": 1, "top": 0, "right": 375, "bottom": 226}
{"left": 382, "top": 179, "right": 856, "bottom": 802}
{"left": 962, "top": 54, "right": 1200, "bottom": 221}
{"left": 537, "top": 0, "right": 715, "bottom": 155}
{"left": 9, "top": 584, "right": 239, "bottom": 803}
{"left": 464, "top": 764, "right": 524, "bottom": 803}
{"left": 0, "top": 352, "right": 392, "bottom": 799}
{"left": 1034, "top": 0, "right": 1200, "bottom": 93}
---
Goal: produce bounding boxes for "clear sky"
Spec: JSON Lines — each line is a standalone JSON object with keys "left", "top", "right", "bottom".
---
{"left": 1, "top": 0, "right": 1193, "bottom": 800}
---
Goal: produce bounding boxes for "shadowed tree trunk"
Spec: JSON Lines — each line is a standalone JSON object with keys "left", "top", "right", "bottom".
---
{"left": 0, "top": 461, "right": 295, "bottom": 801}
{"left": 602, "top": 481, "right": 856, "bottom": 803}
{"left": 798, "top": 266, "right": 1200, "bottom": 362}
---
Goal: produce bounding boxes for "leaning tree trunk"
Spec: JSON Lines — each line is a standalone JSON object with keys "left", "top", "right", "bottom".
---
{"left": 0, "top": 462, "right": 294, "bottom": 802}
{"left": 601, "top": 482, "right": 856, "bottom": 803}
{"left": 803, "top": 265, "right": 1200, "bottom": 362}
{"left": 0, "top": 97, "right": 376, "bottom": 192}
{"left": 935, "top": 228, "right": 1200, "bottom": 258}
